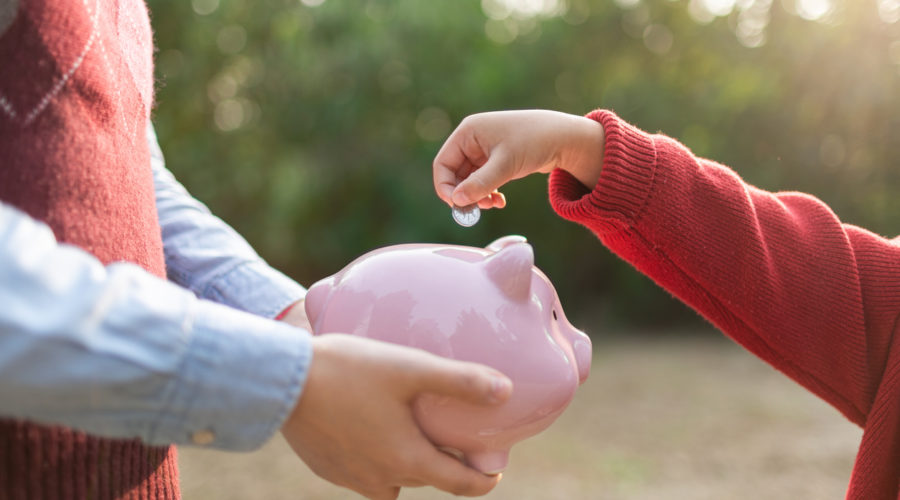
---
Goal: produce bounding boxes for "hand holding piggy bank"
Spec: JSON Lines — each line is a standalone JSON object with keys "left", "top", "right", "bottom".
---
{"left": 304, "top": 235, "right": 591, "bottom": 475}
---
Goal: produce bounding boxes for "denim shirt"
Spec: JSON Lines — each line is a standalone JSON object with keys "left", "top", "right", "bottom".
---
{"left": 0, "top": 124, "right": 311, "bottom": 451}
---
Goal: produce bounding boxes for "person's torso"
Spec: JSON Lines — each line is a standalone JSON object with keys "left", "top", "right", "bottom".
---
{"left": 0, "top": 1, "right": 178, "bottom": 497}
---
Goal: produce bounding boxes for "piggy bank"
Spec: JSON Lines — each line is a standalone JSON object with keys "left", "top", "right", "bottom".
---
{"left": 304, "top": 235, "right": 591, "bottom": 474}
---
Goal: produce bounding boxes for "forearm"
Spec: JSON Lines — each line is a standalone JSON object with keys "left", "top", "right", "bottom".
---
{"left": 149, "top": 123, "right": 305, "bottom": 318}
{"left": 550, "top": 109, "right": 900, "bottom": 425}
{"left": 0, "top": 202, "right": 311, "bottom": 450}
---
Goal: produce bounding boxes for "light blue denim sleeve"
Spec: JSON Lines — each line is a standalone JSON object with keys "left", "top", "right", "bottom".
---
{"left": 0, "top": 201, "right": 312, "bottom": 451}
{"left": 149, "top": 123, "right": 306, "bottom": 318}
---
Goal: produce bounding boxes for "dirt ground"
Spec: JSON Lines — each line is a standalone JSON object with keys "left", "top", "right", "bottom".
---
{"left": 178, "top": 333, "right": 861, "bottom": 499}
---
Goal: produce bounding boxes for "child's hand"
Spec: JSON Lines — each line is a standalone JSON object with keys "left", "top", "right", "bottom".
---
{"left": 433, "top": 110, "right": 605, "bottom": 209}
{"left": 282, "top": 333, "right": 513, "bottom": 500}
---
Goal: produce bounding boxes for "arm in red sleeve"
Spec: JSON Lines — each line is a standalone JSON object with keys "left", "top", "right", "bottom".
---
{"left": 550, "top": 110, "right": 900, "bottom": 427}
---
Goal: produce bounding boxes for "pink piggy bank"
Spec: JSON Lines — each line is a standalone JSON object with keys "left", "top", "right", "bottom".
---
{"left": 304, "top": 235, "right": 591, "bottom": 475}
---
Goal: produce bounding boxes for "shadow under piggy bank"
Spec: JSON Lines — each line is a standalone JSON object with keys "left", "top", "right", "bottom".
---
{"left": 304, "top": 235, "right": 592, "bottom": 475}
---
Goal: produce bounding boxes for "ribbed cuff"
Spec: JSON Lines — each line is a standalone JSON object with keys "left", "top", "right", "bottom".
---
{"left": 549, "top": 109, "right": 657, "bottom": 235}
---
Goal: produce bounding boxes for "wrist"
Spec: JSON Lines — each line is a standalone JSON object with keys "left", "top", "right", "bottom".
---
{"left": 560, "top": 115, "right": 605, "bottom": 189}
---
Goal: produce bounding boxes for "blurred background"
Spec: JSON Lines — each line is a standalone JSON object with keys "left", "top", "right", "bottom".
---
{"left": 145, "top": 0, "right": 897, "bottom": 497}
{"left": 148, "top": 0, "right": 899, "bottom": 329}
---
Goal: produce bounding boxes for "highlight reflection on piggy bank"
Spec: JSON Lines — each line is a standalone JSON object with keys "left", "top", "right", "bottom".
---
{"left": 304, "top": 235, "right": 591, "bottom": 475}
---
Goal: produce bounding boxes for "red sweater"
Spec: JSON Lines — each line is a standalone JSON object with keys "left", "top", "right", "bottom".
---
{"left": 0, "top": 0, "right": 178, "bottom": 497}
{"left": 549, "top": 110, "right": 900, "bottom": 499}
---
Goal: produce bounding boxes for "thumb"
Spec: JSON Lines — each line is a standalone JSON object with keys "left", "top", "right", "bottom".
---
{"left": 451, "top": 148, "right": 513, "bottom": 207}
{"left": 412, "top": 356, "right": 513, "bottom": 406}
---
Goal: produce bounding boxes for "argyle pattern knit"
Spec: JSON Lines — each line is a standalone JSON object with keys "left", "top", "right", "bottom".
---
{"left": 0, "top": 0, "right": 179, "bottom": 497}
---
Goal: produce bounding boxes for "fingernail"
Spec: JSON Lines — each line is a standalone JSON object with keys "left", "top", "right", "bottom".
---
{"left": 489, "top": 375, "right": 512, "bottom": 403}
{"left": 440, "top": 186, "right": 455, "bottom": 204}
{"left": 451, "top": 190, "right": 471, "bottom": 206}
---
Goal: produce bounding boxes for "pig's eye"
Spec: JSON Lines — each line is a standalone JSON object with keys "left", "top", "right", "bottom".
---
{"left": 552, "top": 309, "right": 558, "bottom": 321}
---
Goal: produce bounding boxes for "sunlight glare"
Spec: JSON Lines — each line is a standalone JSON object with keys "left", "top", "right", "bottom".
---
{"left": 688, "top": 0, "right": 740, "bottom": 24}
{"left": 482, "top": 0, "right": 565, "bottom": 20}
{"left": 735, "top": 0, "right": 771, "bottom": 47}
{"left": 614, "top": 0, "right": 642, "bottom": 9}
{"left": 795, "top": 0, "right": 832, "bottom": 21}
{"left": 703, "top": 0, "right": 737, "bottom": 16}
{"left": 878, "top": 0, "right": 900, "bottom": 23}
{"left": 688, "top": 0, "right": 717, "bottom": 24}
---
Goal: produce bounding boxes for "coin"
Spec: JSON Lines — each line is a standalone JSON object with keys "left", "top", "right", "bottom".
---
{"left": 451, "top": 203, "right": 480, "bottom": 227}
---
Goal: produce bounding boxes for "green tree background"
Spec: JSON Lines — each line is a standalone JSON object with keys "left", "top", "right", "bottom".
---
{"left": 147, "top": 0, "right": 900, "bottom": 332}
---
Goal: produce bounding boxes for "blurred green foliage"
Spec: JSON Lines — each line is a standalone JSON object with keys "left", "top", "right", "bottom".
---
{"left": 148, "top": 0, "right": 899, "bottom": 331}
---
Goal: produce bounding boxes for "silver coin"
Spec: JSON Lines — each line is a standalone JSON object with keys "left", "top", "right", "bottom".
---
{"left": 451, "top": 203, "right": 480, "bottom": 227}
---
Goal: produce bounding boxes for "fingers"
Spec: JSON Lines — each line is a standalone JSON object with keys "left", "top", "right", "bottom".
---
{"left": 412, "top": 445, "right": 502, "bottom": 497}
{"left": 318, "top": 335, "right": 512, "bottom": 405}
{"left": 433, "top": 156, "right": 461, "bottom": 206}
{"left": 356, "top": 486, "right": 400, "bottom": 500}
{"left": 491, "top": 191, "right": 507, "bottom": 208}
{"left": 434, "top": 116, "right": 510, "bottom": 209}
{"left": 374, "top": 487, "right": 401, "bottom": 500}
{"left": 410, "top": 354, "right": 513, "bottom": 406}
{"left": 433, "top": 126, "right": 482, "bottom": 205}
{"left": 451, "top": 148, "right": 512, "bottom": 207}
{"left": 290, "top": 335, "right": 509, "bottom": 500}
{"left": 476, "top": 190, "right": 506, "bottom": 210}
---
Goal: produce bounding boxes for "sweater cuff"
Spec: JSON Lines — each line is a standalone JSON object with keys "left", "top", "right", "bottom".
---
{"left": 549, "top": 109, "right": 657, "bottom": 234}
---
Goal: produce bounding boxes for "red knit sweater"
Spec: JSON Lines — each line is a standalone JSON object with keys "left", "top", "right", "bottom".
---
{"left": 0, "top": 0, "right": 178, "bottom": 497}
{"left": 549, "top": 110, "right": 900, "bottom": 499}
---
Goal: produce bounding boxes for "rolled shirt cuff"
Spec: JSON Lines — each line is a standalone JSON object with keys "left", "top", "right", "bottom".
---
{"left": 202, "top": 260, "right": 306, "bottom": 319}
{"left": 149, "top": 297, "right": 312, "bottom": 451}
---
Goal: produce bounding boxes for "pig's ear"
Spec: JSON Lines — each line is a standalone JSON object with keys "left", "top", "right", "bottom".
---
{"left": 486, "top": 235, "right": 527, "bottom": 253}
{"left": 303, "top": 277, "right": 334, "bottom": 333}
{"left": 484, "top": 242, "right": 533, "bottom": 301}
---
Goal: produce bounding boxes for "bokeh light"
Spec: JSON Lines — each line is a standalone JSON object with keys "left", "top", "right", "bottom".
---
{"left": 149, "top": 0, "right": 900, "bottom": 330}
{"left": 643, "top": 24, "right": 674, "bottom": 55}
{"left": 879, "top": 0, "right": 900, "bottom": 23}
{"left": 216, "top": 25, "right": 247, "bottom": 55}
{"left": 190, "top": 0, "right": 218, "bottom": 16}
{"left": 795, "top": 0, "right": 833, "bottom": 21}
{"left": 481, "top": 0, "right": 565, "bottom": 20}
{"left": 415, "top": 107, "right": 452, "bottom": 142}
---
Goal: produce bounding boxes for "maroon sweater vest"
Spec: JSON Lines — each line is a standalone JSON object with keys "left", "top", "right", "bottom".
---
{"left": 0, "top": 0, "right": 179, "bottom": 497}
